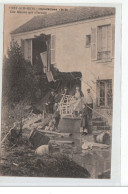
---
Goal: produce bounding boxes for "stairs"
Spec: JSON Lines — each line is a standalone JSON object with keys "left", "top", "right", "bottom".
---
{"left": 91, "top": 117, "right": 111, "bottom": 131}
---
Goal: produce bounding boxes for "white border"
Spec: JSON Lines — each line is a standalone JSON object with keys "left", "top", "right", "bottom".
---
{"left": 0, "top": 0, "right": 122, "bottom": 186}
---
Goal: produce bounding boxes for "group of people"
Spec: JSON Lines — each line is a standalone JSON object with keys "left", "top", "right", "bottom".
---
{"left": 44, "top": 86, "right": 94, "bottom": 133}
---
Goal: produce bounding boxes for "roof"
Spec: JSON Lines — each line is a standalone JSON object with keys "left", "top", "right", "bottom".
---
{"left": 11, "top": 7, "right": 115, "bottom": 35}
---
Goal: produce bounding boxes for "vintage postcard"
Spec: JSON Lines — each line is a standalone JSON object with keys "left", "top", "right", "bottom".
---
{"left": 0, "top": 3, "right": 120, "bottom": 183}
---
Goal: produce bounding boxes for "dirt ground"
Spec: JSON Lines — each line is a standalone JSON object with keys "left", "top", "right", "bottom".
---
{"left": 0, "top": 136, "right": 90, "bottom": 178}
{"left": 0, "top": 104, "right": 111, "bottom": 179}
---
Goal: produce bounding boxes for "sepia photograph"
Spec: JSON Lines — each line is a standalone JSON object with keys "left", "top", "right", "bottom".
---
{"left": 0, "top": 4, "right": 115, "bottom": 180}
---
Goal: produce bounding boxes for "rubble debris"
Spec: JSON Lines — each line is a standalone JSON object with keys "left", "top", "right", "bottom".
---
{"left": 8, "top": 144, "right": 17, "bottom": 150}
{"left": 37, "top": 129, "right": 72, "bottom": 137}
{"left": 1, "top": 130, "right": 11, "bottom": 144}
{"left": 48, "top": 140, "right": 60, "bottom": 153}
{"left": 10, "top": 123, "right": 22, "bottom": 144}
{"left": 44, "top": 118, "right": 56, "bottom": 131}
{"left": 92, "top": 142, "right": 110, "bottom": 149}
{"left": 82, "top": 141, "right": 93, "bottom": 150}
{"left": 95, "top": 131, "right": 111, "bottom": 145}
{"left": 48, "top": 140, "right": 74, "bottom": 153}
{"left": 82, "top": 140, "right": 110, "bottom": 150}
{"left": 32, "top": 105, "right": 42, "bottom": 114}
{"left": 12, "top": 163, "right": 19, "bottom": 167}
{"left": 29, "top": 129, "right": 50, "bottom": 149}
{"left": 22, "top": 113, "right": 53, "bottom": 131}
{"left": 22, "top": 113, "right": 43, "bottom": 130}
{"left": 1, "top": 122, "right": 22, "bottom": 145}
{"left": 44, "top": 110, "right": 60, "bottom": 131}
{"left": 98, "top": 169, "right": 110, "bottom": 179}
{"left": 60, "top": 143, "right": 74, "bottom": 154}
{"left": 49, "top": 140, "right": 74, "bottom": 145}
{"left": 35, "top": 145, "right": 49, "bottom": 156}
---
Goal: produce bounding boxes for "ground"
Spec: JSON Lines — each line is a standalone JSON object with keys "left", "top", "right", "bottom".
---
{"left": 0, "top": 103, "right": 111, "bottom": 179}
{"left": 0, "top": 137, "right": 90, "bottom": 178}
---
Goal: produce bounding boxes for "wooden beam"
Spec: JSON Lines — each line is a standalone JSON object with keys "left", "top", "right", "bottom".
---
{"left": 37, "top": 129, "right": 72, "bottom": 137}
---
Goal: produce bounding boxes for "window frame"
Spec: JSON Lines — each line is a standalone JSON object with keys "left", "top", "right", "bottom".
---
{"left": 96, "top": 79, "right": 113, "bottom": 108}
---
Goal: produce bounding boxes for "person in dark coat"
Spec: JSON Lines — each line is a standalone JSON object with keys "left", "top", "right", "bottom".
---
{"left": 53, "top": 103, "right": 61, "bottom": 130}
{"left": 80, "top": 104, "right": 88, "bottom": 134}
{"left": 86, "top": 89, "right": 93, "bottom": 119}
{"left": 47, "top": 90, "right": 55, "bottom": 114}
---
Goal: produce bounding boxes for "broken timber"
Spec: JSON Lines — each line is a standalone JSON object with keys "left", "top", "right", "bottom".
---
{"left": 48, "top": 140, "right": 74, "bottom": 153}
{"left": 37, "top": 129, "right": 72, "bottom": 137}
{"left": 49, "top": 140, "right": 74, "bottom": 144}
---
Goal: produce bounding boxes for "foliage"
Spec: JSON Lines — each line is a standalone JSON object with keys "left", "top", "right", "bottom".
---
{"left": 2, "top": 41, "right": 36, "bottom": 104}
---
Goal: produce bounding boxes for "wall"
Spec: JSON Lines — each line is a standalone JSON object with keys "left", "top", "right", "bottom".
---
{"left": 11, "top": 15, "right": 115, "bottom": 101}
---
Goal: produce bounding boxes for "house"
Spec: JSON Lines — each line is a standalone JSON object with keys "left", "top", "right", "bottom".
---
{"left": 10, "top": 6, "right": 115, "bottom": 120}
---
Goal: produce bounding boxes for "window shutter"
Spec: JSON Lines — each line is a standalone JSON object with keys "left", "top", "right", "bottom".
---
{"left": 28, "top": 39, "right": 31, "bottom": 61}
{"left": 24, "top": 39, "right": 32, "bottom": 62}
{"left": 111, "top": 24, "right": 115, "bottom": 58}
{"left": 21, "top": 39, "right": 25, "bottom": 56}
{"left": 91, "top": 27, "right": 97, "bottom": 60}
{"left": 40, "top": 51, "right": 48, "bottom": 73}
{"left": 51, "top": 35, "right": 56, "bottom": 64}
{"left": 96, "top": 81, "right": 100, "bottom": 107}
{"left": 28, "top": 39, "right": 32, "bottom": 63}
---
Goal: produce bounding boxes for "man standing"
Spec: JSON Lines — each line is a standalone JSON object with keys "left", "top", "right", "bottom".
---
{"left": 86, "top": 89, "right": 93, "bottom": 119}
{"left": 80, "top": 104, "right": 88, "bottom": 134}
{"left": 53, "top": 103, "right": 61, "bottom": 131}
{"left": 47, "top": 90, "right": 55, "bottom": 114}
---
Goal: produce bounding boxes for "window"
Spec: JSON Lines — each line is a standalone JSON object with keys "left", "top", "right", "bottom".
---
{"left": 97, "top": 25, "right": 111, "bottom": 60}
{"left": 97, "top": 80, "right": 112, "bottom": 108}
{"left": 86, "top": 35, "right": 91, "bottom": 47}
{"left": 91, "top": 24, "right": 115, "bottom": 61}
{"left": 22, "top": 39, "right": 32, "bottom": 62}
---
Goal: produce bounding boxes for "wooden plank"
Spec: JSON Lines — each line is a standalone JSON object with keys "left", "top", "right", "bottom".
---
{"left": 37, "top": 129, "right": 72, "bottom": 137}
{"left": 49, "top": 140, "right": 74, "bottom": 145}
{"left": 92, "top": 142, "right": 110, "bottom": 149}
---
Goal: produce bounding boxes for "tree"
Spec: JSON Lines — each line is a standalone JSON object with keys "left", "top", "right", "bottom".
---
{"left": 2, "top": 40, "right": 34, "bottom": 104}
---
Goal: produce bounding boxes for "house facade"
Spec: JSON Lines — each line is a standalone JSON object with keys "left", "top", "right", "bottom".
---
{"left": 11, "top": 7, "right": 115, "bottom": 119}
